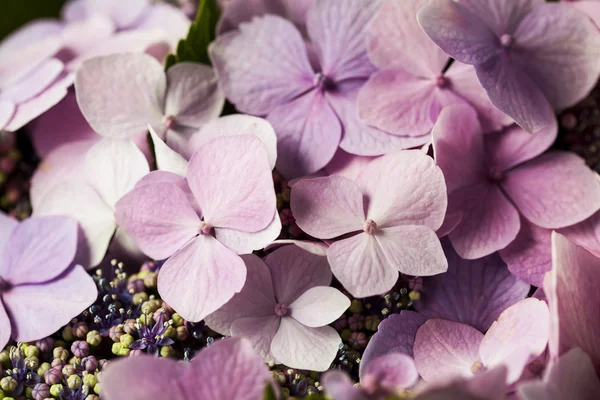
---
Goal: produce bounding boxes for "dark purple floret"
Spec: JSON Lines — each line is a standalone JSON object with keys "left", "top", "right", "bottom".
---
{"left": 130, "top": 310, "right": 175, "bottom": 356}
{"left": 3, "top": 346, "right": 41, "bottom": 396}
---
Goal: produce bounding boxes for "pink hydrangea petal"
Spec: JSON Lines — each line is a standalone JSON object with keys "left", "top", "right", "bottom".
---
{"left": 84, "top": 138, "right": 150, "bottom": 209}
{"left": 101, "top": 356, "right": 187, "bottom": 400}
{"left": 157, "top": 235, "right": 246, "bottom": 322}
{"left": 60, "top": 15, "right": 115, "bottom": 56}
{"left": 263, "top": 240, "right": 329, "bottom": 256}
{"left": 0, "top": 100, "right": 15, "bottom": 130}
{"left": 115, "top": 182, "right": 200, "bottom": 260}
{"left": 437, "top": 211, "right": 463, "bottom": 238}
{"left": 214, "top": 213, "right": 281, "bottom": 255}
{"left": 271, "top": 318, "right": 341, "bottom": 371}
{"left": 305, "top": 0, "right": 379, "bottom": 80}
{"left": 217, "top": 0, "right": 286, "bottom": 33}
{"left": 209, "top": 15, "right": 314, "bottom": 115}
{"left": 515, "top": 3, "right": 600, "bottom": 110}
{"left": 5, "top": 75, "right": 70, "bottom": 132}
{"left": 356, "top": 150, "right": 447, "bottom": 230}
{"left": 502, "top": 152, "right": 600, "bottom": 229}
{"left": 432, "top": 105, "right": 486, "bottom": 193}
{"left": 454, "top": 0, "right": 543, "bottom": 35}
{"left": 358, "top": 69, "right": 440, "bottom": 137}
{"left": 360, "top": 311, "right": 428, "bottom": 378}
{"left": 291, "top": 176, "right": 365, "bottom": 239}
{"left": 187, "top": 135, "right": 275, "bottom": 232}
{"left": 499, "top": 218, "right": 552, "bottom": 286}
{"left": 189, "top": 337, "right": 276, "bottom": 400}
{"left": 0, "top": 58, "right": 63, "bottom": 104}
{"left": 485, "top": 121, "right": 557, "bottom": 172}
{"left": 3, "top": 265, "right": 97, "bottom": 342}
{"left": 34, "top": 182, "right": 116, "bottom": 268}
{"left": 479, "top": 298, "right": 550, "bottom": 383}
{"left": 188, "top": 115, "right": 278, "bottom": 170}
{"left": 230, "top": 316, "right": 281, "bottom": 364}
{"left": 444, "top": 62, "right": 513, "bottom": 133}
{"left": 0, "top": 20, "right": 61, "bottom": 59}
{"left": 148, "top": 126, "right": 188, "bottom": 176}
{"left": 62, "top": 0, "right": 151, "bottom": 29}
{"left": 324, "top": 149, "right": 377, "bottom": 180}
{"left": 264, "top": 244, "right": 331, "bottom": 305}
{"left": 415, "top": 241, "right": 529, "bottom": 332}
{"left": 329, "top": 80, "right": 427, "bottom": 156}
{"left": 327, "top": 233, "right": 398, "bottom": 298}
{"left": 414, "top": 319, "right": 484, "bottom": 382}
{"left": 74, "top": 53, "right": 165, "bottom": 138}
{"left": 28, "top": 92, "right": 98, "bottom": 158}
{"left": 1, "top": 216, "right": 77, "bottom": 285}
{"left": 547, "top": 232, "right": 600, "bottom": 372}
{"left": 362, "top": 353, "right": 419, "bottom": 390}
{"left": 448, "top": 182, "right": 521, "bottom": 259}
{"left": 289, "top": 286, "right": 350, "bottom": 328}
{"left": 416, "top": 0, "right": 500, "bottom": 65}
{"left": 517, "top": 348, "right": 600, "bottom": 400}
{"left": 205, "top": 254, "right": 276, "bottom": 336}
{"left": 268, "top": 90, "right": 341, "bottom": 178}
{"left": 558, "top": 209, "right": 600, "bottom": 259}
{"left": 569, "top": 1, "right": 600, "bottom": 27}
{"left": 322, "top": 370, "right": 366, "bottom": 400}
{"left": 134, "top": 3, "right": 191, "bottom": 50}
{"left": 0, "top": 212, "right": 18, "bottom": 261}
{"left": 0, "top": 302, "right": 10, "bottom": 350}
{"left": 475, "top": 54, "right": 556, "bottom": 134}
{"left": 165, "top": 62, "right": 224, "bottom": 127}
{"left": 367, "top": 0, "right": 448, "bottom": 75}
{"left": 376, "top": 226, "right": 448, "bottom": 277}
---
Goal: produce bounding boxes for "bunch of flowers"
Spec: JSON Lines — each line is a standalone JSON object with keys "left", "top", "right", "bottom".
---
{"left": 1, "top": 0, "right": 600, "bottom": 399}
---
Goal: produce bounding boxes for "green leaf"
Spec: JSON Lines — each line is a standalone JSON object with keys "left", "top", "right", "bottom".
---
{"left": 165, "top": 0, "right": 220, "bottom": 69}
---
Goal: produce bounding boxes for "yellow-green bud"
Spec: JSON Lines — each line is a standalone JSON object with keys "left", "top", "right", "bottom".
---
{"left": 25, "top": 387, "right": 33, "bottom": 398}
{"left": 160, "top": 346, "right": 174, "bottom": 358}
{"left": 409, "top": 290, "right": 421, "bottom": 301}
{"left": 111, "top": 343, "right": 122, "bottom": 356}
{"left": 348, "top": 299, "right": 363, "bottom": 314}
{"left": 25, "top": 356, "right": 39, "bottom": 370}
{"left": 117, "top": 346, "right": 130, "bottom": 357}
{"left": 68, "top": 375, "right": 82, "bottom": 390}
{"left": 171, "top": 313, "right": 184, "bottom": 327}
{"left": 132, "top": 292, "right": 148, "bottom": 306}
{"left": 0, "top": 377, "right": 16, "bottom": 392}
{"left": 86, "top": 330, "right": 102, "bottom": 347}
{"left": 50, "top": 384, "right": 64, "bottom": 397}
{"left": 0, "top": 389, "right": 4, "bottom": 400}
{"left": 119, "top": 334, "right": 134, "bottom": 347}
{"left": 38, "top": 362, "right": 51, "bottom": 376}
{"left": 341, "top": 328, "right": 352, "bottom": 342}
{"left": 23, "top": 346, "right": 39, "bottom": 358}
{"left": 93, "top": 383, "right": 101, "bottom": 395}
{"left": 55, "top": 340, "right": 66, "bottom": 348}
{"left": 137, "top": 270, "right": 149, "bottom": 279}
{"left": 83, "top": 373, "right": 97, "bottom": 388}
{"left": 143, "top": 272, "right": 157, "bottom": 288}
{"left": 140, "top": 300, "right": 159, "bottom": 314}
{"left": 0, "top": 351, "right": 10, "bottom": 369}
{"left": 62, "top": 326, "right": 75, "bottom": 342}
{"left": 53, "top": 347, "right": 69, "bottom": 362}
{"left": 164, "top": 326, "right": 175, "bottom": 339}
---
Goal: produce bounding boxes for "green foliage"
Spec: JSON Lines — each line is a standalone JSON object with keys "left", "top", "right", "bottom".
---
{"left": 0, "top": 0, "right": 66, "bottom": 42}
{"left": 263, "top": 383, "right": 279, "bottom": 400}
{"left": 165, "top": 0, "right": 220, "bottom": 69}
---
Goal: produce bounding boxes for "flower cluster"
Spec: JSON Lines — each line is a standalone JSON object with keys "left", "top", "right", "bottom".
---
{"left": 1, "top": 0, "right": 600, "bottom": 399}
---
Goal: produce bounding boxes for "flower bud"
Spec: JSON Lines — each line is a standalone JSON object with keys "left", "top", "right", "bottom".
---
{"left": 81, "top": 356, "right": 98, "bottom": 373}
{"left": 108, "top": 325, "right": 124, "bottom": 343}
{"left": 0, "top": 377, "right": 17, "bottom": 392}
{"left": 86, "top": 331, "right": 101, "bottom": 347}
{"left": 32, "top": 383, "right": 50, "bottom": 400}
{"left": 160, "top": 346, "right": 174, "bottom": 358}
{"left": 44, "top": 368, "right": 62, "bottom": 385}
{"left": 71, "top": 341, "right": 89, "bottom": 359}
{"left": 35, "top": 338, "right": 54, "bottom": 354}
{"left": 83, "top": 373, "right": 97, "bottom": 388}
{"left": 50, "top": 384, "right": 64, "bottom": 397}
{"left": 37, "top": 362, "right": 51, "bottom": 377}
{"left": 62, "top": 364, "right": 76, "bottom": 377}
{"left": 119, "top": 334, "right": 134, "bottom": 348}
{"left": 53, "top": 347, "right": 69, "bottom": 362}
{"left": 72, "top": 321, "right": 89, "bottom": 339}
{"left": 24, "top": 346, "right": 39, "bottom": 358}
{"left": 67, "top": 375, "right": 82, "bottom": 390}
{"left": 61, "top": 326, "right": 75, "bottom": 342}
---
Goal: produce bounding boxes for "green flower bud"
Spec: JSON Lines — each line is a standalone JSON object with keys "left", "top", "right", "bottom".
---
{"left": 62, "top": 326, "right": 75, "bottom": 342}
{"left": 50, "top": 384, "right": 64, "bottom": 397}
{"left": 365, "top": 315, "right": 381, "bottom": 332}
{"left": 37, "top": 362, "right": 51, "bottom": 376}
{"left": 25, "top": 356, "right": 39, "bottom": 370}
{"left": 0, "top": 351, "right": 10, "bottom": 369}
{"left": 119, "top": 334, "right": 134, "bottom": 347}
{"left": 341, "top": 328, "right": 352, "bottom": 342}
{"left": 86, "top": 330, "right": 102, "bottom": 347}
{"left": 164, "top": 326, "right": 176, "bottom": 339}
{"left": 117, "top": 346, "right": 130, "bottom": 357}
{"left": 83, "top": 373, "right": 97, "bottom": 388}
{"left": 132, "top": 292, "right": 148, "bottom": 306}
{"left": 171, "top": 313, "right": 184, "bottom": 327}
{"left": 160, "top": 346, "right": 174, "bottom": 358}
{"left": 23, "top": 345, "right": 39, "bottom": 358}
{"left": 93, "top": 383, "right": 101, "bottom": 395}
{"left": 348, "top": 299, "right": 363, "bottom": 314}
{"left": 53, "top": 347, "right": 69, "bottom": 362}
{"left": 25, "top": 387, "right": 33, "bottom": 398}
{"left": 0, "top": 377, "right": 17, "bottom": 392}
{"left": 409, "top": 290, "right": 421, "bottom": 301}
{"left": 67, "top": 375, "right": 82, "bottom": 390}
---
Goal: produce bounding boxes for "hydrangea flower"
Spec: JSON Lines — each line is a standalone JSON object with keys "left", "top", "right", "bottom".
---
{"left": 102, "top": 337, "right": 275, "bottom": 400}
{"left": 205, "top": 245, "right": 349, "bottom": 371}
{"left": 323, "top": 353, "right": 419, "bottom": 399}
{"left": 34, "top": 137, "right": 150, "bottom": 267}
{"left": 115, "top": 135, "right": 278, "bottom": 322}
{"left": 546, "top": 232, "right": 600, "bottom": 372}
{"left": 413, "top": 298, "right": 549, "bottom": 385}
{"left": 74, "top": 53, "right": 224, "bottom": 149}
{"left": 217, "top": 0, "right": 312, "bottom": 34}
{"left": 0, "top": 213, "right": 97, "bottom": 349}
{"left": 517, "top": 348, "right": 600, "bottom": 400}
{"left": 433, "top": 104, "right": 600, "bottom": 259}
{"left": 357, "top": 0, "right": 511, "bottom": 139}
{"left": 418, "top": 0, "right": 600, "bottom": 133}
{"left": 563, "top": 0, "right": 600, "bottom": 27}
{"left": 0, "top": 23, "right": 71, "bottom": 132}
{"left": 211, "top": 0, "right": 421, "bottom": 178}
{"left": 291, "top": 150, "right": 447, "bottom": 297}
{"left": 360, "top": 242, "right": 529, "bottom": 375}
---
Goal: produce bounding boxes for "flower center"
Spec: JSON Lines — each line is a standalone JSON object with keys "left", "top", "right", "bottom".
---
{"left": 0, "top": 277, "right": 11, "bottom": 293}
{"left": 470, "top": 361, "right": 486, "bottom": 374}
{"left": 435, "top": 73, "right": 448, "bottom": 88}
{"left": 162, "top": 115, "right": 176, "bottom": 130}
{"left": 274, "top": 303, "right": 289, "bottom": 317}
{"left": 313, "top": 73, "right": 336, "bottom": 92}
{"left": 198, "top": 221, "right": 213, "bottom": 235}
{"left": 487, "top": 167, "right": 505, "bottom": 182}
{"left": 499, "top": 33, "right": 513, "bottom": 48}
{"left": 363, "top": 219, "right": 377, "bottom": 234}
